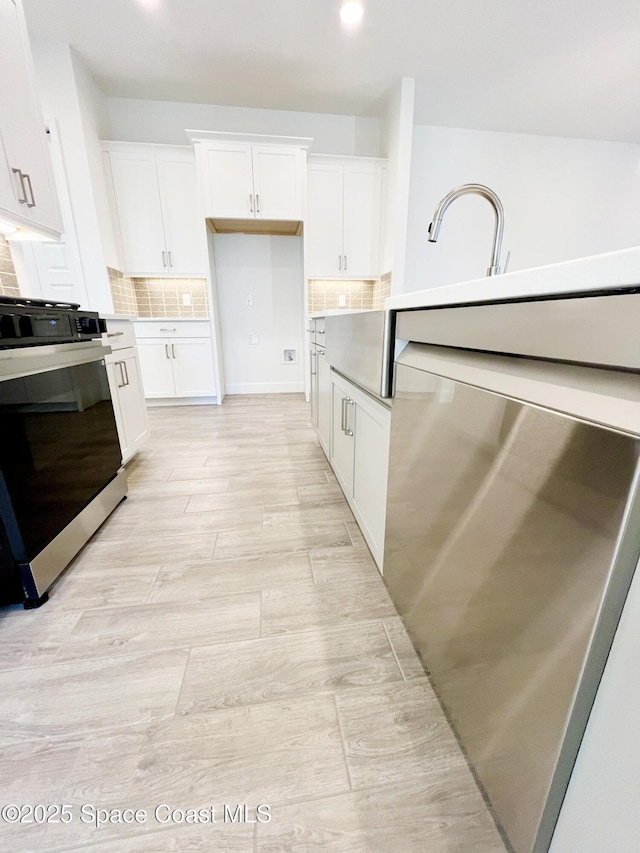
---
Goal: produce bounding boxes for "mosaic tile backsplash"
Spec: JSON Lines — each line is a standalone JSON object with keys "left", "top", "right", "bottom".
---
{"left": 308, "top": 275, "right": 391, "bottom": 313}
{"left": 108, "top": 268, "right": 209, "bottom": 318}
{"left": 0, "top": 236, "right": 20, "bottom": 298}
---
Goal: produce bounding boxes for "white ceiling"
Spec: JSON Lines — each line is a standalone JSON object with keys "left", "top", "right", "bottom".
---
{"left": 22, "top": 0, "right": 640, "bottom": 142}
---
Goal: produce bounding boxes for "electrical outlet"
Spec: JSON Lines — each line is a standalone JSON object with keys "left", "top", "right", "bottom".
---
{"left": 181, "top": 293, "right": 191, "bottom": 306}
{"left": 283, "top": 349, "right": 297, "bottom": 363}
{"left": 249, "top": 333, "right": 259, "bottom": 345}
{"left": 338, "top": 294, "right": 347, "bottom": 307}
{"left": 246, "top": 294, "right": 253, "bottom": 306}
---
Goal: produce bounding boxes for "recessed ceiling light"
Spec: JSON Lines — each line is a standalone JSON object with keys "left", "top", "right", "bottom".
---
{"left": 340, "top": 1, "right": 364, "bottom": 27}
{"left": 135, "top": 0, "right": 161, "bottom": 11}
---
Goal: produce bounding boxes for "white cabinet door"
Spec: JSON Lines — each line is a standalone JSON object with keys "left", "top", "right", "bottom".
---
{"left": 330, "top": 374, "right": 355, "bottom": 495}
{"left": 316, "top": 348, "right": 331, "bottom": 457}
{"left": 156, "top": 149, "right": 206, "bottom": 275}
{"left": 118, "top": 351, "right": 149, "bottom": 457}
{"left": 136, "top": 339, "right": 175, "bottom": 398}
{"left": 107, "top": 149, "right": 166, "bottom": 275}
{"left": 251, "top": 145, "right": 302, "bottom": 220}
{"left": 351, "top": 390, "right": 390, "bottom": 563}
{"left": 199, "top": 142, "right": 254, "bottom": 218}
{"left": 306, "top": 157, "right": 385, "bottom": 280}
{"left": 306, "top": 164, "right": 343, "bottom": 277}
{"left": 0, "top": 0, "right": 62, "bottom": 236}
{"left": 342, "top": 165, "right": 383, "bottom": 279}
{"left": 172, "top": 338, "right": 216, "bottom": 397}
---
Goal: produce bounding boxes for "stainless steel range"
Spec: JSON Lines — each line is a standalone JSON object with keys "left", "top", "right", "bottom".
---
{"left": 0, "top": 296, "right": 127, "bottom": 608}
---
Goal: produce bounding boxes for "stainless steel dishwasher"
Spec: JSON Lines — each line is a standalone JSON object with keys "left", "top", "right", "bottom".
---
{"left": 384, "top": 290, "right": 640, "bottom": 853}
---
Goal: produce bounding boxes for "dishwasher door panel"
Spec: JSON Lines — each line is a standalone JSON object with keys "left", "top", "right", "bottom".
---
{"left": 384, "top": 360, "right": 640, "bottom": 853}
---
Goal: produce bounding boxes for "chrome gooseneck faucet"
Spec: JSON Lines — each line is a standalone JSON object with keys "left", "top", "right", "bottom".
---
{"left": 428, "top": 183, "right": 505, "bottom": 276}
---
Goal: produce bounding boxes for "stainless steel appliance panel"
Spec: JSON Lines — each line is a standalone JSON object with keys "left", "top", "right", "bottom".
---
{"left": 324, "top": 310, "right": 394, "bottom": 399}
{"left": 396, "top": 290, "right": 640, "bottom": 371}
{"left": 384, "top": 358, "right": 640, "bottom": 852}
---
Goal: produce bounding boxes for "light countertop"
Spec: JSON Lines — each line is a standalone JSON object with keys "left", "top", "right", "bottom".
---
{"left": 133, "top": 316, "right": 210, "bottom": 322}
{"left": 386, "top": 246, "right": 640, "bottom": 310}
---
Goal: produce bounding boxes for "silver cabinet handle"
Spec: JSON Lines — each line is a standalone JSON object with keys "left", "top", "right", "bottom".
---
{"left": 122, "top": 360, "right": 129, "bottom": 386}
{"left": 23, "top": 172, "right": 35, "bottom": 207}
{"left": 11, "top": 168, "right": 28, "bottom": 205}
{"left": 116, "top": 361, "right": 126, "bottom": 388}
{"left": 165, "top": 343, "right": 170, "bottom": 359}
{"left": 341, "top": 396, "right": 347, "bottom": 432}
{"left": 344, "top": 255, "right": 347, "bottom": 272}
{"left": 160, "top": 328, "right": 176, "bottom": 332}
{"left": 338, "top": 255, "right": 342, "bottom": 271}
{"left": 310, "top": 350, "right": 316, "bottom": 376}
{"left": 345, "top": 397, "right": 354, "bottom": 436}
{"left": 171, "top": 343, "right": 176, "bottom": 359}
{"left": 249, "top": 193, "right": 254, "bottom": 213}
{"left": 106, "top": 331, "right": 124, "bottom": 337}
{"left": 256, "top": 194, "right": 260, "bottom": 214}
{"left": 162, "top": 251, "right": 167, "bottom": 267}
{"left": 317, "top": 329, "right": 325, "bottom": 335}
{"left": 167, "top": 250, "right": 172, "bottom": 268}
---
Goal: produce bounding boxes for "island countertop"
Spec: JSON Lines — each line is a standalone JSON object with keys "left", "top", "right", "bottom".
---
{"left": 386, "top": 245, "right": 640, "bottom": 310}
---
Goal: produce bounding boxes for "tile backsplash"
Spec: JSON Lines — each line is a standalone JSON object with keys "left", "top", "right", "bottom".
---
{"left": 108, "top": 269, "right": 209, "bottom": 318}
{"left": 308, "top": 276, "right": 391, "bottom": 313}
{"left": 0, "top": 236, "right": 20, "bottom": 298}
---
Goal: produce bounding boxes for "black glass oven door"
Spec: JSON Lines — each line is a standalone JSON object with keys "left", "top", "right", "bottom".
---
{"left": 0, "top": 353, "right": 122, "bottom": 563}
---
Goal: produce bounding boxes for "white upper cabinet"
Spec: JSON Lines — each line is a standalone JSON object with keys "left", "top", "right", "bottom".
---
{"left": 103, "top": 143, "right": 206, "bottom": 277}
{"left": 195, "top": 139, "right": 305, "bottom": 221}
{"left": 306, "top": 156, "right": 385, "bottom": 280}
{"left": 0, "top": 0, "right": 62, "bottom": 238}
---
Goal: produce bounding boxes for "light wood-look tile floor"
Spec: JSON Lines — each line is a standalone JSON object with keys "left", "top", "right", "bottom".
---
{"left": 0, "top": 395, "right": 507, "bottom": 852}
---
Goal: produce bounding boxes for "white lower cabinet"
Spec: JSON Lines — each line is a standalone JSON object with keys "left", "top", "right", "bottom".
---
{"left": 135, "top": 324, "right": 216, "bottom": 400}
{"left": 103, "top": 319, "right": 149, "bottom": 465}
{"left": 330, "top": 371, "right": 391, "bottom": 570}
{"left": 106, "top": 350, "right": 149, "bottom": 465}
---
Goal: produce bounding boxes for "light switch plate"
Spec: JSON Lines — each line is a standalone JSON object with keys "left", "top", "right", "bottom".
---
{"left": 250, "top": 333, "right": 259, "bottom": 345}
{"left": 182, "top": 293, "right": 191, "bottom": 306}
{"left": 338, "top": 294, "right": 346, "bottom": 307}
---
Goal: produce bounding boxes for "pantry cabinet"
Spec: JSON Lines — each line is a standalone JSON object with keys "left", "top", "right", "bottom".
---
{"left": 330, "top": 370, "right": 390, "bottom": 570}
{"left": 195, "top": 140, "right": 305, "bottom": 221}
{"left": 0, "top": 0, "right": 62, "bottom": 238}
{"left": 103, "top": 143, "right": 206, "bottom": 277}
{"left": 306, "top": 156, "right": 385, "bottom": 279}
{"left": 134, "top": 321, "right": 216, "bottom": 401}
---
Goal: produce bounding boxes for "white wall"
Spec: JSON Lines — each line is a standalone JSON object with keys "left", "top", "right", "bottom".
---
{"left": 29, "top": 41, "right": 115, "bottom": 312}
{"left": 379, "top": 77, "right": 415, "bottom": 290}
{"left": 403, "top": 125, "right": 640, "bottom": 292}
{"left": 212, "top": 234, "right": 304, "bottom": 394}
{"left": 106, "top": 97, "right": 380, "bottom": 157}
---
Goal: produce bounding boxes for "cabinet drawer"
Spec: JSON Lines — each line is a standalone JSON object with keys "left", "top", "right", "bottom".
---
{"left": 134, "top": 321, "right": 211, "bottom": 339}
{"left": 103, "top": 319, "right": 137, "bottom": 351}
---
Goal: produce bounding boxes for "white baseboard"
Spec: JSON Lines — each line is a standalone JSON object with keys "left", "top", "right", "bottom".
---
{"left": 145, "top": 396, "right": 218, "bottom": 407}
{"left": 224, "top": 382, "right": 305, "bottom": 395}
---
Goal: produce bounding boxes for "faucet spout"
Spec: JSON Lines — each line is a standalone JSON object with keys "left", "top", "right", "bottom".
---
{"left": 428, "top": 183, "right": 505, "bottom": 277}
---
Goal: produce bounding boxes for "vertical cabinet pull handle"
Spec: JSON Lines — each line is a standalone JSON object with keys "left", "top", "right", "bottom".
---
{"left": 167, "top": 251, "right": 172, "bottom": 268}
{"left": 249, "top": 193, "right": 254, "bottom": 213}
{"left": 338, "top": 255, "right": 342, "bottom": 271}
{"left": 23, "top": 173, "right": 35, "bottom": 207}
{"left": 11, "top": 168, "right": 28, "bottom": 205}
{"left": 122, "top": 360, "right": 129, "bottom": 386}
{"left": 116, "top": 361, "right": 126, "bottom": 388}
{"left": 171, "top": 343, "right": 176, "bottom": 359}
{"left": 341, "top": 396, "right": 347, "bottom": 432}
{"left": 310, "top": 350, "right": 316, "bottom": 376}
{"left": 165, "top": 343, "right": 170, "bottom": 359}
{"left": 256, "top": 194, "right": 260, "bottom": 214}
{"left": 345, "top": 397, "right": 354, "bottom": 436}
{"left": 343, "top": 255, "right": 347, "bottom": 272}
{"left": 162, "top": 251, "right": 167, "bottom": 267}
